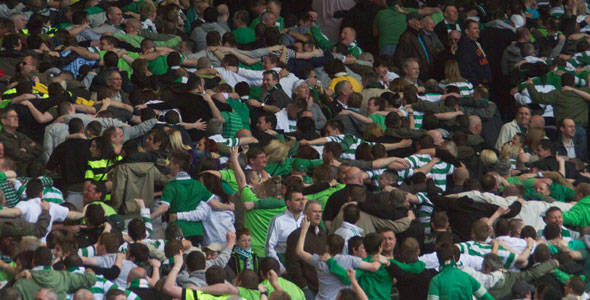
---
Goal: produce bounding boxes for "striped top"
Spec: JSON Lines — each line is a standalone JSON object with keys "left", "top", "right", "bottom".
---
{"left": 456, "top": 241, "right": 517, "bottom": 269}
{"left": 415, "top": 192, "right": 434, "bottom": 227}
{"left": 325, "top": 134, "right": 375, "bottom": 160}
{"left": 66, "top": 267, "right": 140, "bottom": 300}
{"left": 209, "top": 134, "right": 240, "bottom": 147}
{"left": 399, "top": 154, "right": 455, "bottom": 191}
{"left": 439, "top": 80, "right": 474, "bottom": 97}
{"left": 14, "top": 176, "right": 63, "bottom": 204}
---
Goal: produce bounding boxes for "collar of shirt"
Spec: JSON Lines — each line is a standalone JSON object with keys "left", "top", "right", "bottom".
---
{"left": 32, "top": 265, "right": 52, "bottom": 271}
{"left": 174, "top": 171, "right": 191, "bottom": 181}
{"left": 341, "top": 221, "right": 363, "bottom": 236}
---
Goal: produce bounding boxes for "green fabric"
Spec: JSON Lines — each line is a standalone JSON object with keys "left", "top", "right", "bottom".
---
{"left": 113, "top": 33, "right": 181, "bottom": 50}
{"left": 310, "top": 25, "right": 334, "bottom": 51}
{"left": 237, "top": 287, "right": 261, "bottom": 300}
{"left": 261, "top": 277, "right": 304, "bottom": 300}
{"left": 161, "top": 177, "right": 212, "bottom": 237}
{"left": 89, "top": 201, "right": 117, "bottom": 217}
{"left": 220, "top": 169, "right": 238, "bottom": 194}
{"left": 84, "top": 6, "right": 105, "bottom": 15}
{"left": 373, "top": 6, "right": 417, "bottom": 47}
{"left": 147, "top": 55, "right": 169, "bottom": 75}
{"left": 99, "top": 51, "right": 139, "bottom": 79}
{"left": 391, "top": 259, "right": 426, "bottom": 273}
{"left": 233, "top": 27, "right": 256, "bottom": 45}
{"left": 307, "top": 184, "right": 346, "bottom": 209}
{"left": 250, "top": 16, "right": 284, "bottom": 30}
{"left": 527, "top": 83, "right": 590, "bottom": 127}
{"left": 241, "top": 187, "right": 285, "bottom": 257}
{"left": 227, "top": 99, "right": 250, "bottom": 131}
{"left": 0, "top": 261, "right": 15, "bottom": 281}
{"left": 122, "top": 0, "right": 145, "bottom": 13}
{"left": 563, "top": 195, "right": 590, "bottom": 227}
{"left": 253, "top": 197, "right": 285, "bottom": 209}
{"left": 14, "top": 269, "right": 96, "bottom": 300}
{"left": 356, "top": 255, "right": 394, "bottom": 300}
{"left": 327, "top": 257, "right": 351, "bottom": 284}
{"left": 428, "top": 263, "right": 494, "bottom": 300}
{"left": 369, "top": 114, "right": 386, "bottom": 130}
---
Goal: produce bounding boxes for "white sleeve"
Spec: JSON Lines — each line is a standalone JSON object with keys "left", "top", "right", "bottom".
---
{"left": 237, "top": 68, "right": 264, "bottom": 85}
{"left": 50, "top": 203, "right": 70, "bottom": 222}
{"left": 177, "top": 200, "right": 210, "bottom": 221}
{"left": 265, "top": 216, "right": 281, "bottom": 261}
{"left": 419, "top": 252, "right": 440, "bottom": 270}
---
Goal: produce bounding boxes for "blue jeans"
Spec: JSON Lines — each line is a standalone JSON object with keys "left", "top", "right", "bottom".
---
{"left": 380, "top": 45, "right": 397, "bottom": 56}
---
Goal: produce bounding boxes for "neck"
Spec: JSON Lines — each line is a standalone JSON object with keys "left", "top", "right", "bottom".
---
{"left": 3, "top": 127, "right": 16, "bottom": 134}
{"left": 562, "top": 136, "right": 573, "bottom": 143}
{"left": 289, "top": 210, "right": 301, "bottom": 219}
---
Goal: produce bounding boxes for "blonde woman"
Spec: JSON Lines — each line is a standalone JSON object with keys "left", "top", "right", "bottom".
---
{"left": 439, "top": 59, "right": 474, "bottom": 97}
{"left": 480, "top": 149, "right": 498, "bottom": 167}
{"left": 168, "top": 130, "right": 192, "bottom": 153}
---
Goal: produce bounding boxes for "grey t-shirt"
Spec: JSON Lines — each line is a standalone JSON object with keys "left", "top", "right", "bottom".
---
{"left": 310, "top": 254, "right": 362, "bottom": 300}
{"left": 95, "top": 253, "right": 138, "bottom": 287}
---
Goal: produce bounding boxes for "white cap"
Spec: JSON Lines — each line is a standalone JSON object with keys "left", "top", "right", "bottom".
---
{"left": 511, "top": 14, "right": 525, "bottom": 29}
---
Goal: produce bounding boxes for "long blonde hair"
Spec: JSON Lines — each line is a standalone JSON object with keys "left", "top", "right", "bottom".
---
{"left": 444, "top": 59, "right": 465, "bottom": 83}
{"left": 168, "top": 130, "right": 191, "bottom": 152}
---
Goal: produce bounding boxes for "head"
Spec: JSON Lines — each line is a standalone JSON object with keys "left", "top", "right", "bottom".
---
{"left": 304, "top": 200, "right": 322, "bottom": 226}
{"left": 560, "top": 118, "right": 576, "bottom": 139}
{"left": 107, "top": 6, "right": 123, "bottom": 26}
{"left": 285, "top": 187, "right": 305, "bottom": 215}
{"left": 236, "top": 228, "right": 252, "bottom": 250}
{"left": 545, "top": 207, "right": 563, "bottom": 226}
{"left": 444, "top": 5, "right": 459, "bottom": 22}
{"left": 34, "top": 288, "right": 57, "bottom": 300}
{"left": 105, "top": 70, "right": 123, "bottom": 92}
{"left": 536, "top": 139, "right": 553, "bottom": 158}
{"left": 262, "top": 70, "right": 279, "bottom": 91}
{"left": 379, "top": 229, "right": 396, "bottom": 254}
{"left": 471, "top": 219, "right": 490, "bottom": 242}
{"left": 421, "top": 16, "right": 435, "bottom": 32}
{"left": 339, "top": 27, "right": 356, "bottom": 45}
{"left": 348, "top": 236, "right": 366, "bottom": 258}
{"left": 363, "top": 233, "right": 383, "bottom": 256}
{"left": 402, "top": 58, "right": 420, "bottom": 82}
{"left": 0, "top": 108, "right": 18, "bottom": 132}
{"left": 481, "top": 253, "right": 503, "bottom": 274}
{"left": 464, "top": 20, "right": 480, "bottom": 40}
{"left": 246, "top": 146, "right": 267, "bottom": 171}
{"left": 407, "top": 12, "right": 422, "bottom": 31}
{"left": 515, "top": 106, "right": 531, "bottom": 128}
{"left": 83, "top": 181, "right": 106, "bottom": 204}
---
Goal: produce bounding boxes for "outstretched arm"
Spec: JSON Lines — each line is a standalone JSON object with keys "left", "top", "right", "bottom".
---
{"left": 295, "top": 217, "right": 313, "bottom": 263}
{"left": 229, "top": 146, "right": 247, "bottom": 190}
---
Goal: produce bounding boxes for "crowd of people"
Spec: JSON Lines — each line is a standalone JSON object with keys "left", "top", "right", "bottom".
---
{"left": 3, "top": 0, "right": 590, "bottom": 299}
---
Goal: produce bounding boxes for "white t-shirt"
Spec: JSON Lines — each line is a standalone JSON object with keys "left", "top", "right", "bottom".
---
{"left": 16, "top": 197, "right": 69, "bottom": 240}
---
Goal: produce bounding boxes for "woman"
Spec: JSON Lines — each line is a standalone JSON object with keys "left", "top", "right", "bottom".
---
{"left": 102, "top": 126, "right": 124, "bottom": 156}
{"left": 172, "top": 173, "right": 235, "bottom": 246}
{"left": 439, "top": 59, "right": 474, "bottom": 97}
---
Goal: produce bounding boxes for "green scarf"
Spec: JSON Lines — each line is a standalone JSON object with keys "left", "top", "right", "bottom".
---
{"left": 235, "top": 247, "right": 253, "bottom": 269}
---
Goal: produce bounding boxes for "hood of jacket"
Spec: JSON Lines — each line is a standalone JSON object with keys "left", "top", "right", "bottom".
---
{"left": 485, "top": 19, "right": 515, "bottom": 32}
{"left": 31, "top": 269, "right": 66, "bottom": 287}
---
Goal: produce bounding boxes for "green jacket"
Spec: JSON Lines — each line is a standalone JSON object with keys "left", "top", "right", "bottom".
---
{"left": 14, "top": 268, "right": 96, "bottom": 300}
{"left": 113, "top": 32, "right": 181, "bottom": 49}
{"left": 488, "top": 260, "right": 557, "bottom": 299}
{"left": 563, "top": 195, "right": 590, "bottom": 227}
{"left": 527, "top": 83, "right": 590, "bottom": 127}
{"left": 428, "top": 262, "right": 494, "bottom": 300}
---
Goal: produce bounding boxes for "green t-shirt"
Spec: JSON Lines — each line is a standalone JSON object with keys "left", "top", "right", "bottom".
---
{"left": 227, "top": 99, "right": 250, "bottom": 131}
{"left": 237, "top": 287, "right": 260, "bottom": 300}
{"left": 250, "top": 16, "right": 284, "bottom": 30}
{"left": 357, "top": 255, "right": 394, "bottom": 300}
{"left": 369, "top": 114, "right": 386, "bottom": 130}
{"left": 307, "top": 184, "right": 346, "bottom": 208}
{"left": 261, "top": 278, "right": 304, "bottom": 300}
{"left": 161, "top": 175, "right": 213, "bottom": 237}
{"left": 374, "top": 6, "right": 417, "bottom": 47}
{"left": 233, "top": 27, "right": 256, "bottom": 45}
{"left": 99, "top": 50, "right": 139, "bottom": 78}
{"left": 241, "top": 187, "right": 285, "bottom": 257}
{"left": 220, "top": 169, "right": 238, "bottom": 195}
{"left": 147, "top": 55, "right": 169, "bottom": 76}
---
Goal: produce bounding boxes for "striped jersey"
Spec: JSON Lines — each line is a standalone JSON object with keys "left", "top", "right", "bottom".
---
{"left": 66, "top": 267, "right": 140, "bottom": 300}
{"left": 456, "top": 241, "right": 517, "bottom": 269}
{"left": 209, "top": 134, "right": 240, "bottom": 147}
{"left": 398, "top": 154, "right": 455, "bottom": 191}
{"left": 439, "top": 80, "right": 474, "bottom": 97}
{"left": 14, "top": 176, "right": 63, "bottom": 204}
{"left": 325, "top": 135, "right": 374, "bottom": 160}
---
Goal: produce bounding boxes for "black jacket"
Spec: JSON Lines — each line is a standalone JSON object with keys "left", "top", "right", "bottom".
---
{"left": 457, "top": 37, "right": 492, "bottom": 86}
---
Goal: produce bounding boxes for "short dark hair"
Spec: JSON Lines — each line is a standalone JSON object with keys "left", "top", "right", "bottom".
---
{"left": 327, "top": 234, "right": 345, "bottom": 255}
{"left": 25, "top": 178, "right": 43, "bottom": 199}
{"left": 494, "top": 218, "right": 510, "bottom": 237}
{"left": 85, "top": 203, "right": 106, "bottom": 226}
{"left": 236, "top": 269, "right": 258, "bottom": 289}
{"left": 205, "top": 265, "right": 226, "bottom": 285}
{"left": 68, "top": 117, "right": 84, "bottom": 134}
{"left": 128, "top": 218, "right": 147, "bottom": 241}
{"left": 170, "top": 151, "right": 192, "bottom": 172}
{"left": 363, "top": 233, "right": 383, "bottom": 255}
{"left": 63, "top": 254, "right": 83, "bottom": 269}
{"left": 259, "top": 257, "right": 281, "bottom": 278}
{"left": 128, "top": 243, "right": 149, "bottom": 263}
{"left": 561, "top": 72, "right": 575, "bottom": 87}
{"left": 98, "top": 232, "right": 121, "bottom": 253}
{"left": 164, "top": 239, "right": 183, "bottom": 258}
{"left": 342, "top": 204, "right": 360, "bottom": 224}
{"left": 186, "top": 250, "right": 206, "bottom": 272}
{"left": 262, "top": 70, "right": 279, "bottom": 81}
{"left": 543, "top": 222, "right": 561, "bottom": 240}
{"left": 436, "top": 241, "right": 459, "bottom": 264}
{"left": 33, "top": 246, "right": 53, "bottom": 266}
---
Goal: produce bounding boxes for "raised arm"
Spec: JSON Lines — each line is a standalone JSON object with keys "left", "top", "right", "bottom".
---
{"left": 229, "top": 146, "right": 247, "bottom": 190}
{"left": 203, "top": 93, "right": 225, "bottom": 123}
{"left": 295, "top": 216, "right": 313, "bottom": 263}
{"left": 162, "top": 254, "right": 184, "bottom": 299}
{"left": 562, "top": 85, "right": 590, "bottom": 101}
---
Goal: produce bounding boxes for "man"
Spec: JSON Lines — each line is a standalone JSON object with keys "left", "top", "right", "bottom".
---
{"left": 248, "top": 70, "right": 290, "bottom": 114}
{"left": 150, "top": 151, "right": 213, "bottom": 246}
{"left": 427, "top": 242, "right": 494, "bottom": 300}
{"left": 265, "top": 186, "right": 306, "bottom": 272}
{"left": 420, "top": 15, "right": 445, "bottom": 59}
{"left": 393, "top": 12, "right": 431, "bottom": 81}
{"left": 495, "top": 106, "right": 530, "bottom": 150}
{"left": 527, "top": 139, "right": 558, "bottom": 172}
{"left": 285, "top": 200, "right": 326, "bottom": 299}
{"left": 80, "top": 232, "right": 137, "bottom": 288}
{"left": 93, "top": 6, "right": 125, "bottom": 34}
{"left": 275, "top": 97, "right": 307, "bottom": 134}
{"left": 328, "top": 80, "right": 354, "bottom": 116}
{"left": 562, "top": 183, "right": 590, "bottom": 228}
{"left": 434, "top": 5, "right": 461, "bottom": 47}
{"left": 501, "top": 27, "right": 532, "bottom": 76}
{"left": 14, "top": 247, "right": 96, "bottom": 300}
{"left": 0, "top": 107, "right": 42, "bottom": 175}
{"left": 528, "top": 73, "right": 590, "bottom": 160}
{"left": 46, "top": 118, "right": 91, "bottom": 209}
{"left": 380, "top": 229, "right": 396, "bottom": 259}
{"left": 457, "top": 20, "right": 492, "bottom": 87}
{"left": 0, "top": 179, "right": 83, "bottom": 241}
{"left": 402, "top": 58, "right": 422, "bottom": 87}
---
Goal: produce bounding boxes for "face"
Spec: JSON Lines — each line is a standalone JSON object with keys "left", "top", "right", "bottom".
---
{"left": 375, "top": 65, "right": 388, "bottom": 78}
{"left": 1, "top": 110, "right": 18, "bottom": 130}
{"left": 237, "top": 234, "right": 251, "bottom": 250}
{"left": 352, "top": 243, "right": 367, "bottom": 258}
{"left": 421, "top": 17, "right": 435, "bottom": 32}
{"left": 83, "top": 182, "right": 101, "bottom": 204}
{"left": 205, "top": 249, "right": 219, "bottom": 260}
{"left": 100, "top": 39, "right": 114, "bottom": 51}
{"left": 340, "top": 81, "right": 353, "bottom": 97}
{"left": 444, "top": 6, "right": 459, "bottom": 22}
{"left": 262, "top": 12, "right": 278, "bottom": 27}
{"left": 108, "top": 7, "right": 123, "bottom": 25}
{"left": 378, "top": 174, "right": 393, "bottom": 188}
{"left": 20, "top": 56, "right": 36, "bottom": 74}
{"left": 380, "top": 231, "right": 396, "bottom": 252}
{"left": 286, "top": 192, "right": 306, "bottom": 213}
{"left": 256, "top": 116, "right": 272, "bottom": 131}
{"left": 534, "top": 182, "right": 550, "bottom": 196}
{"left": 515, "top": 107, "right": 531, "bottom": 127}
{"left": 340, "top": 27, "right": 355, "bottom": 44}
{"left": 546, "top": 210, "right": 563, "bottom": 226}
{"left": 466, "top": 22, "right": 480, "bottom": 40}
{"left": 408, "top": 18, "right": 422, "bottom": 30}
{"left": 561, "top": 119, "right": 576, "bottom": 138}
{"left": 367, "top": 99, "right": 379, "bottom": 113}
{"left": 404, "top": 61, "right": 420, "bottom": 81}
{"left": 249, "top": 153, "right": 267, "bottom": 171}
{"left": 294, "top": 83, "right": 310, "bottom": 99}
{"left": 89, "top": 140, "right": 100, "bottom": 158}
{"left": 306, "top": 203, "right": 323, "bottom": 226}
{"left": 449, "top": 30, "right": 461, "bottom": 46}
{"left": 107, "top": 72, "right": 123, "bottom": 91}
{"left": 536, "top": 144, "right": 550, "bottom": 158}
{"left": 262, "top": 73, "right": 278, "bottom": 91}
{"left": 196, "top": 137, "right": 207, "bottom": 152}
{"left": 262, "top": 56, "right": 276, "bottom": 71}
{"left": 53, "top": 245, "right": 65, "bottom": 259}
{"left": 111, "top": 128, "right": 123, "bottom": 145}
{"left": 267, "top": 2, "right": 281, "bottom": 15}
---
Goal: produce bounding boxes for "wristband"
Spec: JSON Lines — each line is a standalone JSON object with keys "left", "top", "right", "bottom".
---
{"left": 260, "top": 291, "right": 268, "bottom": 296}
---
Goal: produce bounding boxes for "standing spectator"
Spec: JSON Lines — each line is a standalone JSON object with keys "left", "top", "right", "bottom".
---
{"left": 0, "top": 107, "right": 42, "bottom": 175}
{"left": 457, "top": 20, "right": 492, "bottom": 87}
{"left": 434, "top": 4, "right": 461, "bottom": 48}
{"left": 393, "top": 12, "right": 431, "bottom": 81}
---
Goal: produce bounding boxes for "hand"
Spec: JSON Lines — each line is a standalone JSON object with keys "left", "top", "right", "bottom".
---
{"left": 562, "top": 85, "right": 572, "bottom": 91}
{"left": 247, "top": 100, "right": 262, "bottom": 107}
{"left": 497, "top": 206, "right": 511, "bottom": 216}
{"left": 243, "top": 202, "right": 255, "bottom": 210}
{"left": 103, "top": 221, "right": 112, "bottom": 233}
{"left": 173, "top": 254, "right": 184, "bottom": 268}
{"left": 525, "top": 237, "right": 535, "bottom": 249}
{"left": 135, "top": 104, "right": 147, "bottom": 110}
{"left": 510, "top": 87, "right": 518, "bottom": 96}
{"left": 526, "top": 78, "right": 534, "bottom": 85}
{"left": 193, "top": 119, "right": 207, "bottom": 131}
{"left": 300, "top": 140, "right": 310, "bottom": 145}
{"left": 376, "top": 254, "right": 389, "bottom": 264}
{"left": 320, "top": 253, "right": 332, "bottom": 262}
{"left": 301, "top": 216, "right": 311, "bottom": 230}
{"left": 268, "top": 269, "right": 279, "bottom": 283}
{"left": 344, "top": 55, "right": 356, "bottom": 64}
{"left": 347, "top": 268, "right": 357, "bottom": 281}
{"left": 226, "top": 231, "right": 236, "bottom": 246}
{"left": 229, "top": 146, "right": 240, "bottom": 161}
{"left": 16, "top": 270, "right": 31, "bottom": 279}
{"left": 40, "top": 200, "right": 50, "bottom": 211}
{"left": 258, "top": 283, "right": 268, "bottom": 293}
{"left": 149, "top": 258, "right": 161, "bottom": 268}
{"left": 202, "top": 93, "right": 213, "bottom": 102}
{"left": 227, "top": 202, "right": 235, "bottom": 211}
{"left": 338, "top": 110, "right": 351, "bottom": 116}
{"left": 134, "top": 198, "right": 146, "bottom": 210}
{"left": 169, "top": 213, "right": 177, "bottom": 223}
{"left": 399, "top": 139, "right": 413, "bottom": 148}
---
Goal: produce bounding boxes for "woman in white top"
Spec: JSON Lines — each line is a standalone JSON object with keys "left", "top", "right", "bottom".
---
{"left": 175, "top": 173, "right": 235, "bottom": 246}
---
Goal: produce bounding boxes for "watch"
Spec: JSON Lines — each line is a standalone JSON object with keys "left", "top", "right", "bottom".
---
{"left": 261, "top": 103, "right": 265, "bottom": 108}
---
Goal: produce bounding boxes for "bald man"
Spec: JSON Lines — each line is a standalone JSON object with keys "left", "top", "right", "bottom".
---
{"left": 73, "top": 289, "right": 94, "bottom": 300}
{"left": 428, "top": 129, "right": 444, "bottom": 146}
{"left": 35, "top": 288, "right": 58, "bottom": 300}
{"left": 529, "top": 115, "right": 545, "bottom": 131}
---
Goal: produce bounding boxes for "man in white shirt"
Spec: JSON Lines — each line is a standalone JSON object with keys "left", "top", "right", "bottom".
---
{"left": 0, "top": 179, "right": 83, "bottom": 241}
{"left": 275, "top": 97, "right": 307, "bottom": 134}
{"left": 334, "top": 204, "right": 364, "bottom": 254}
{"left": 265, "top": 187, "right": 306, "bottom": 272}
